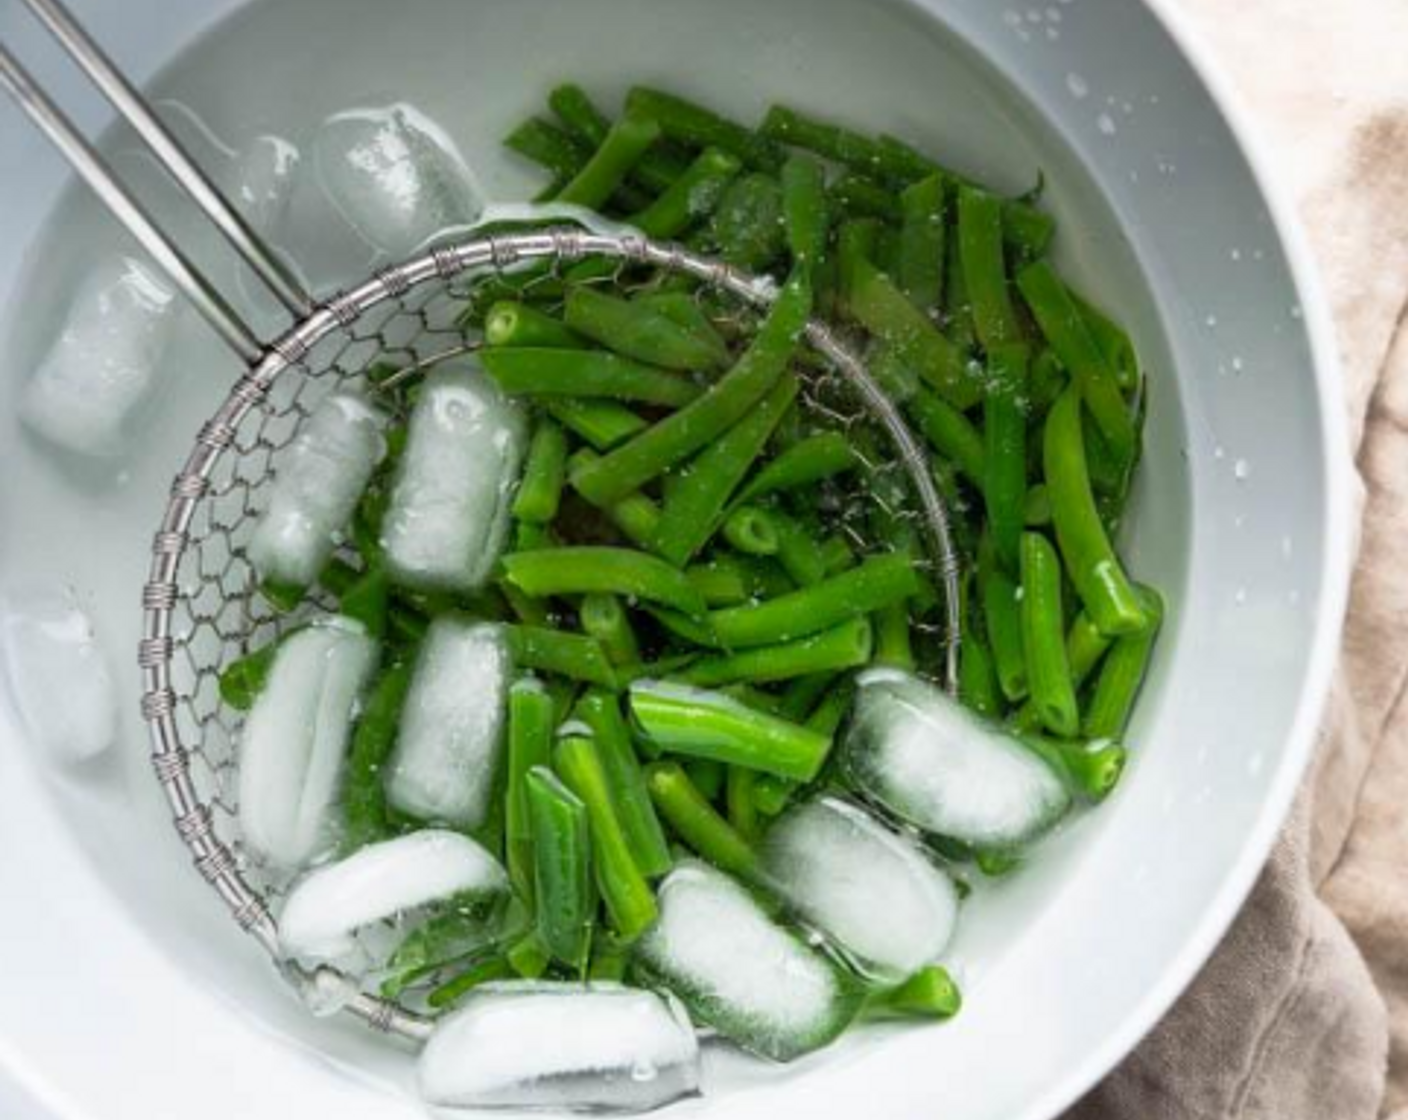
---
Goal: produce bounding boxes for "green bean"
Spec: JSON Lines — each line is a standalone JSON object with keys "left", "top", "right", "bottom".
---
{"left": 710, "top": 173, "right": 786, "bottom": 271}
{"left": 427, "top": 953, "right": 516, "bottom": 1009}
{"left": 873, "top": 603, "right": 915, "bottom": 671}
{"left": 502, "top": 547, "right": 709, "bottom": 619}
{"left": 819, "top": 536, "right": 856, "bottom": 575}
{"left": 1043, "top": 388, "right": 1147, "bottom": 635}
{"left": 572, "top": 689, "right": 673, "bottom": 879}
{"left": 759, "top": 105, "right": 888, "bottom": 175}
{"left": 340, "top": 660, "right": 414, "bottom": 854}
{"left": 260, "top": 579, "right": 306, "bottom": 613}
{"left": 566, "top": 449, "right": 661, "bottom": 545}
{"left": 571, "top": 272, "right": 810, "bottom": 505}
{"left": 908, "top": 389, "right": 986, "bottom": 484}
{"left": 505, "top": 676, "right": 556, "bottom": 901}
{"left": 544, "top": 398, "right": 647, "bottom": 450}
{"left": 644, "top": 605, "right": 722, "bottom": 650}
{"left": 645, "top": 761, "right": 760, "bottom": 878}
{"left": 709, "top": 552, "right": 919, "bottom": 648}
{"left": 957, "top": 186, "right": 1021, "bottom": 348}
{"left": 1019, "top": 532, "right": 1079, "bottom": 738}
{"left": 482, "top": 348, "right": 701, "bottom": 407}
{"left": 382, "top": 909, "right": 499, "bottom": 998}
{"left": 1083, "top": 585, "right": 1163, "bottom": 739}
{"left": 958, "top": 633, "right": 1001, "bottom": 718}
{"left": 1024, "top": 483, "right": 1053, "bottom": 527}
{"left": 777, "top": 671, "right": 837, "bottom": 721}
{"left": 548, "top": 83, "right": 690, "bottom": 195}
{"left": 514, "top": 518, "right": 552, "bottom": 551}
{"left": 626, "top": 87, "right": 784, "bottom": 171}
{"left": 722, "top": 506, "right": 781, "bottom": 556}
{"left": 984, "top": 343, "right": 1030, "bottom": 570}
{"left": 752, "top": 774, "right": 796, "bottom": 817}
{"left": 721, "top": 683, "right": 786, "bottom": 715}
{"left": 830, "top": 173, "right": 901, "bottom": 221}
{"left": 684, "top": 758, "right": 726, "bottom": 802}
{"left": 1022, "top": 734, "right": 1127, "bottom": 802}
{"left": 1017, "top": 261, "right": 1135, "bottom": 463}
{"left": 651, "top": 375, "right": 799, "bottom": 566}
{"left": 578, "top": 593, "right": 641, "bottom": 667}
{"left": 943, "top": 227, "right": 976, "bottom": 355}
{"left": 1028, "top": 347, "right": 1068, "bottom": 418}
{"left": 565, "top": 288, "right": 727, "bottom": 373}
{"left": 840, "top": 225, "right": 978, "bottom": 409}
{"left": 628, "top": 147, "right": 743, "bottom": 240}
{"left": 866, "top": 965, "right": 962, "bottom": 1020}
{"left": 897, "top": 174, "right": 946, "bottom": 315}
{"left": 219, "top": 641, "right": 279, "bottom": 710}
{"left": 501, "top": 583, "right": 553, "bottom": 628}
{"left": 588, "top": 932, "right": 631, "bottom": 982}
{"left": 556, "top": 113, "right": 662, "bottom": 210}
{"left": 731, "top": 432, "right": 858, "bottom": 509}
{"left": 632, "top": 292, "right": 729, "bottom": 361}
{"left": 554, "top": 731, "right": 658, "bottom": 940}
{"left": 505, "top": 117, "right": 589, "bottom": 181}
{"left": 631, "top": 680, "right": 832, "bottom": 781}
{"left": 511, "top": 419, "right": 568, "bottom": 526}
{"left": 837, "top": 218, "right": 880, "bottom": 309}
{"left": 686, "top": 554, "right": 792, "bottom": 605}
{"left": 681, "top": 617, "right": 874, "bottom": 687}
{"left": 505, "top": 625, "right": 619, "bottom": 690}
{"left": 1071, "top": 291, "right": 1139, "bottom": 393}
{"left": 1011, "top": 611, "right": 1111, "bottom": 732}
{"left": 768, "top": 508, "right": 829, "bottom": 587}
{"left": 726, "top": 765, "right": 761, "bottom": 842}
{"left": 780, "top": 154, "right": 828, "bottom": 274}
{"left": 507, "top": 931, "right": 552, "bottom": 979}
{"left": 804, "top": 676, "right": 855, "bottom": 737}
{"left": 525, "top": 766, "right": 594, "bottom": 970}
{"left": 485, "top": 301, "right": 584, "bottom": 350}
{"left": 979, "top": 536, "right": 1028, "bottom": 702}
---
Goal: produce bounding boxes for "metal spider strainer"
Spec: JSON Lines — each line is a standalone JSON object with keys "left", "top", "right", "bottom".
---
{"left": 1, "top": 0, "right": 962, "bottom": 1043}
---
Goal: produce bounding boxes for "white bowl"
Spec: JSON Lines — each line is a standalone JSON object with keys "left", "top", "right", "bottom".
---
{"left": 0, "top": 0, "right": 1350, "bottom": 1118}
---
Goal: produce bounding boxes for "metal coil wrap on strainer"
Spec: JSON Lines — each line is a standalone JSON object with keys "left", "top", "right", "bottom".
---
{"left": 136, "top": 228, "right": 963, "bottom": 1040}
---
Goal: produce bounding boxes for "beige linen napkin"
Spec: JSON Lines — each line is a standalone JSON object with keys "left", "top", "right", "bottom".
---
{"left": 1069, "top": 2, "right": 1408, "bottom": 1117}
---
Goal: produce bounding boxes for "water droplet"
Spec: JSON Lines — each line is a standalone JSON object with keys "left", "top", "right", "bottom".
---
{"left": 1229, "top": 248, "right": 1242, "bottom": 261}
{"left": 1289, "top": 303, "right": 1303, "bottom": 320}
{"left": 1233, "top": 513, "right": 1246, "bottom": 529}
{"left": 1288, "top": 589, "right": 1301, "bottom": 606}
{"left": 1121, "top": 100, "right": 1134, "bottom": 115}
{"left": 1231, "top": 356, "right": 1244, "bottom": 373}
{"left": 630, "top": 1061, "right": 658, "bottom": 1083}
{"left": 1280, "top": 535, "right": 1293, "bottom": 559}
{"left": 1128, "top": 169, "right": 1140, "bottom": 184}
{"left": 1213, "top": 445, "right": 1225, "bottom": 461}
{"left": 1096, "top": 112, "right": 1117, "bottom": 136}
{"left": 1205, "top": 314, "right": 1218, "bottom": 328}
{"left": 1233, "top": 458, "right": 1250, "bottom": 481}
{"left": 1233, "top": 587, "right": 1247, "bottom": 605}
{"left": 1252, "top": 248, "right": 1265, "bottom": 261}
{"left": 1066, "top": 72, "right": 1089, "bottom": 99}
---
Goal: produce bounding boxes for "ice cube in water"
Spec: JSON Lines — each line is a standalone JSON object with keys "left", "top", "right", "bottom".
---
{"left": 0, "top": 586, "right": 116, "bottom": 762}
{"left": 279, "top": 830, "right": 507, "bottom": 966}
{"left": 762, "top": 795, "right": 960, "bottom": 980}
{"left": 418, "top": 981, "right": 699, "bottom": 1115}
{"left": 20, "top": 256, "right": 176, "bottom": 460}
{"left": 385, "top": 619, "right": 510, "bottom": 829}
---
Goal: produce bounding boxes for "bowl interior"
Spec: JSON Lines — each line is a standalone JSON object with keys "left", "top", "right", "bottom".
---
{"left": 0, "top": 1, "right": 1339, "bottom": 1118}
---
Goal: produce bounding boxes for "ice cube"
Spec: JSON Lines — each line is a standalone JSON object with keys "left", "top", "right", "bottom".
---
{"left": 238, "top": 617, "right": 377, "bottom": 868}
{"left": 381, "top": 363, "right": 526, "bottom": 593}
{"left": 761, "top": 795, "right": 960, "bottom": 980}
{"left": 278, "top": 830, "right": 507, "bottom": 965}
{"left": 842, "top": 668, "right": 1070, "bottom": 849}
{"left": 20, "top": 256, "right": 177, "bottom": 460}
{"left": 246, "top": 391, "right": 388, "bottom": 589}
{"left": 418, "top": 981, "right": 700, "bottom": 1114}
{"left": 634, "top": 860, "right": 860, "bottom": 1063}
{"left": 0, "top": 587, "right": 116, "bottom": 762}
{"left": 385, "top": 619, "right": 509, "bottom": 828}
{"left": 313, "top": 104, "right": 483, "bottom": 259}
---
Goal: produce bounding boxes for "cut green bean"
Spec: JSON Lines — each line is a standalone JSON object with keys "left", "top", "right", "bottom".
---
{"left": 681, "top": 617, "right": 874, "bottom": 687}
{"left": 502, "top": 547, "right": 709, "bottom": 619}
{"left": 829, "top": 173, "right": 900, "bottom": 222}
{"left": 769, "top": 508, "right": 828, "bottom": 587}
{"left": 759, "top": 105, "right": 887, "bottom": 175}
{"left": 626, "top": 87, "right": 784, "bottom": 171}
{"left": 505, "top": 117, "right": 589, "bottom": 181}
{"left": 979, "top": 536, "right": 1028, "bottom": 702}
{"left": 633, "top": 292, "right": 729, "bottom": 361}
{"left": 1072, "top": 291, "right": 1139, "bottom": 393}
{"left": 512, "top": 419, "right": 569, "bottom": 525}
{"left": 908, "top": 389, "right": 986, "bottom": 484}
{"left": 505, "top": 676, "right": 556, "bottom": 901}
{"left": 525, "top": 766, "right": 594, "bottom": 970}
{"left": 565, "top": 288, "right": 728, "bottom": 372}
{"left": 1019, "top": 532, "right": 1079, "bottom": 738}
{"left": 1022, "top": 734, "right": 1128, "bottom": 803}
{"left": 684, "top": 758, "right": 726, "bottom": 802}
{"left": 651, "top": 374, "right": 799, "bottom": 565}
{"left": 507, "top": 931, "right": 552, "bottom": 979}
{"left": 819, "top": 536, "right": 856, "bottom": 576}
{"left": 709, "top": 552, "right": 920, "bottom": 648}
{"left": 803, "top": 676, "right": 855, "bottom": 738}
{"left": 958, "top": 633, "right": 1001, "bottom": 718}
{"left": 631, "top": 680, "right": 832, "bottom": 781}
{"left": 567, "top": 449, "right": 662, "bottom": 546}
{"left": 958, "top": 185, "right": 1020, "bottom": 348}
{"left": 722, "top": 506, "right": 781, "bottom": 556}
{"left": 544, "top": 398, "right": 647, "bottom": 450}
{"left": 897, "top": 173, "right": 946, "bottom": 315}
{"left": 866, "top": 965, "right": 963, "bottom": 1020}
{"left": 943, "top": 227, "right": 976, "bottom": 355}
{"left": 556, "top": 113, "right": 662, "bottom": 210}
{"left": 427, "top": 953, "right": 516, "bottom": 1009}
{"left": 984, "top": 343, "right": 1030, "bottom": 571}
{"left": 873, "top": 602, "right": 915, "bottom": 671}
{"left": 501, "top": 583, "right": 553, "bottom": 629}
{"left": 219, "top": 642, "right": 279, "bottom": 710}
{"left": 732, "top": 432, "right": 858, "bottom": 509}
{"left": 685, "top": 554, "right": 792, "bottom": 606}
{"left": 548, "top": 83, "right": 689, "bottom": 194}
{"left": 1018, "top": 261, "right": 1135, "bottom": 463}
{"left": 482, "top": 348, "right": 701, "bottom": 407}
{"left": 726, "top": 765, "right": 761, "bottom": 841}
{"left": 1011, "top": 611, "right": 1112, "bottom": 732}
{"left": 645, "top": 761, "right": 760, "bottom": 878}
{"left": 571, "top": 272, "right": 810, "bottom": 505}
{"left": 485, "top": 301, "right": 584, "bottom": 350}
{"left": 505, "top": 625, "right": 619, "bottom": 690}
{"left": 752, "top": 774, "right": 796, "bottom": 817}
{"left": 1043, "top": 388, "right": 1147, "bottom": 635}
{"left": 340, "top": 660, "right": 413, "bottom": 854}
{"left": 780, "top": 154, "right": 828, "bottom": 274}
{"left": 588, "top": 932, "right": 631, "bottom": 982}
{"left": 554, "top": 732, "right": 658, "bottom": 940}
{"left": 579, "top": 593, "right": 641, "bottom": 667}
{"left": 628, "top": 146, "right": 743, "bottom": 240}
{"left": 573, "top": 689, "right": 674, "bottom": 879}
{"left": 1083, "top": 585, "right": 1163, "bottom": 739}
{"left": 1024, "top": 483, "right": 1053, "bottom": 527}
{"left": 710, "top": 173, "right": 786, "bottom": 271}
{"left": 777, "top": 671, "right": 838, "bottom": 722}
